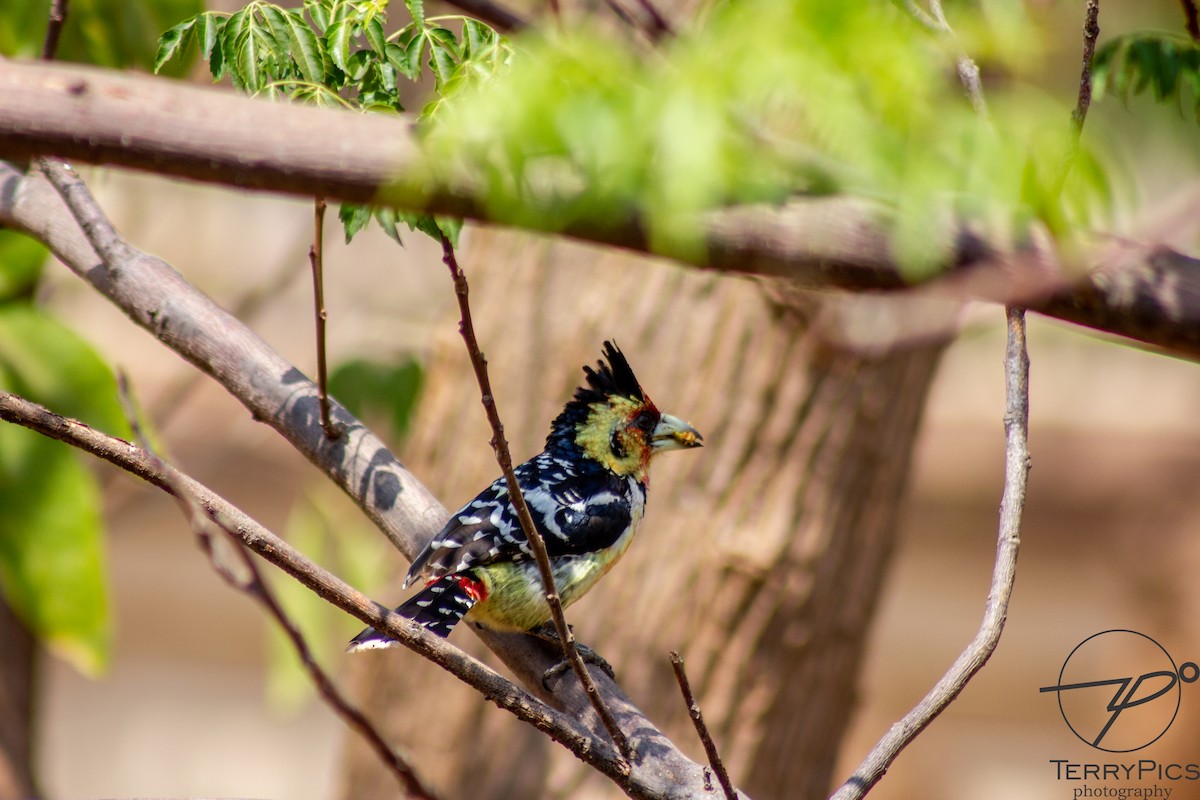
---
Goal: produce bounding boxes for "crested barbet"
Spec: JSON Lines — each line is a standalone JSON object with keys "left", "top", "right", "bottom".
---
{"left": 347, "top": 341, "right": 702, "bottom": 650}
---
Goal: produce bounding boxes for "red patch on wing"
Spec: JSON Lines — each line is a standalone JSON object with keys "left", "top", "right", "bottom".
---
{"left": 453, "top": 574, "right": 489, "bottom": 603}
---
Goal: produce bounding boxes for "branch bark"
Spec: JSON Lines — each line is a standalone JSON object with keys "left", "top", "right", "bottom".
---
{"left": 830, "top": 306, "right": 1029, "bottom": 800}
{"left": 3, "top": 60, "right": 1200, "bottom": 358}
{"left": 0, "top": 160, "right": 733, "bottom": 799}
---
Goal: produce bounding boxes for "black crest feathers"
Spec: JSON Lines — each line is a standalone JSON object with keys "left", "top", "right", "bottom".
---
{"left": 546, "top": 341, "right": 648, "bottom": 447}
{"left": 581, "top": 341, "right": 644, "bottom": 404}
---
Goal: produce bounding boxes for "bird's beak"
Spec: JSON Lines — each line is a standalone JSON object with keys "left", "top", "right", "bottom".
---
{"left": 651, "top": 413, "right": 703, "bottom": 452}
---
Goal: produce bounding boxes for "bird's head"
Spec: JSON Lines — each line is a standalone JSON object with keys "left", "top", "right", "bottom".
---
{"left": 548, "top": 341, "right": 702, "bottom": 480}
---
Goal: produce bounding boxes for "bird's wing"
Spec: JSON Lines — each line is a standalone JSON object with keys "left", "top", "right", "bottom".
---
{"left": 404, "top": 458, "right": 636, "bottom": 586}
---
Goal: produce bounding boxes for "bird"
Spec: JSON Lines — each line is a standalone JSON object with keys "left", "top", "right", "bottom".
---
{"left": 347, "top": 341, "right": 702, "bottom": 653}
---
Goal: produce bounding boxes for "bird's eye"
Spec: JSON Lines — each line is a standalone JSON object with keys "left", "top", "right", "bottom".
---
{"left": 631, "top": 410, "right": 657, "bottom": 432}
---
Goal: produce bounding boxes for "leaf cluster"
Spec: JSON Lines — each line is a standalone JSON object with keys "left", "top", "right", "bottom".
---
{"left": 1093, "top": 32, "right": 1200, "bottom": 121}
{"left": 419, "top": 0, "right": 1113, "bottom": 271}
{"left": 157, "top": 0, "right": 499, "bottom": 244}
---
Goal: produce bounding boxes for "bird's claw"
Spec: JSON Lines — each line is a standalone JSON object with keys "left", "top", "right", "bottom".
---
{"left": 530, "top": 623, "right": 615, "bottom": 689}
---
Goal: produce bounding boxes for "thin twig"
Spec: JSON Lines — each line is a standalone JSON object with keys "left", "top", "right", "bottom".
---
{"left": 669, "top": 652, "right": 735, "bottom": 800}
{"left": 1182, "top": 0, "right": 1200, "bottom": 40}
{"left": 922, "top": 0, "right": 989, "bottom": 119}
{"left": 600, "top": 0, "right": 639, "bottom": 32}
{"left": 112, "top": 377, "right": 438, "bottom": 800}
{"left": 901, "top": 0, "right": 939, "bottom": 31}
{"left": 830, "top": 306, "right": 1029, "bottom": 800}
{"left": 0, "top": 389, "right": 637, "bottom": 786}
{"left": 1053, "top": 1, "right": 1100, "bottom": 198}
{"left": 1071, "top": 1, "right": 1101, "bottom": 136}
{"left": 40, "top": 0, "right": 68, "bottom": 61}
{"left": 630, "top": 0, "right": 674, "bottom": 40}
{"left": 437, "top": 233, "right": 633, "bottom": 768}
{"left": 310, "top": 196, "right": 337, "bottom": 438}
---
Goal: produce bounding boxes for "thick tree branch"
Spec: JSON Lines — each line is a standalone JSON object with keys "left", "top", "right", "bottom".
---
{"left": 2, "top": 61, "right": 1200, "bottom": 358}
{"left": 0, "top": 160, "right": 728, "bottom": 799}
{"left": 830, "top": 306, "right": 1029, "bottom": 800}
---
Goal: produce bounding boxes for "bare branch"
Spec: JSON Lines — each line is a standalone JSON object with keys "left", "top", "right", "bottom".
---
{"left": 830, "top": 306, "right": 1029, "bottom": 800}
{"left": 1071, "top": 1, "right": 1102, "bottom": 136}
{"left": 669, "top": 652, "right": 735, "bottom": 800}
{"left": 310, "top": 196, "right": 337, "bottom": 438}
{"left": 5, "top": 61, "right": 1200, "bottom": 358}
{"left": 39, "top": 0, "right": 68, "bottom": 61}
{"left": 114, "top": 377, "right": 439, "bottom": 800}
{"left": 925, "top": 0, "right": 989, "bottom": 119}
{"left": 438, "top": 233, "right": 633, "bottom": 765}
{"left": 630, "top": 0, "right": 674, "bottom": 40}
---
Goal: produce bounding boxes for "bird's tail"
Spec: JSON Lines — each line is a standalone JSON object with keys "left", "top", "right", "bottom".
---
{"left": 346, "top": 574, "right": 485, "bottom": 651}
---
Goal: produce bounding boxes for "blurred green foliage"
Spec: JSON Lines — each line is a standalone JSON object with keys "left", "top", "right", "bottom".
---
{"left": 418, "top": 0, "right": 1112, "bottom": 272}
{"left": 0, "top": 0, "right": 202, "bottom": 75}
{"left": 0, "top": 238, "right": 131, "bottom": 675}
{"left": 1094, "top": 32, "right": 1200, "bottom": 121}
{"left": 0, "top": 0, "right": 200, "bottom": 674}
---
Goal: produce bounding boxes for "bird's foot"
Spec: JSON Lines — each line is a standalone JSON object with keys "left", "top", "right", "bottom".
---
{"left": 529, "top": 623, "right": 615, "bottom": 688}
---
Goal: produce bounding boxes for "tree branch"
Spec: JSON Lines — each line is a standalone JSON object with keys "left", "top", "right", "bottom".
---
{"left": 0, "top": 160, "right": 727, "bottom": 798}
{"left": 3, "top": 61, "right": 1200, "bottom": 358}
{"left": 0, "top": 389, "right": 646, "bottom": 794}
{"left": 670, "top": 652, "right": 735, "bottom": 800}
{"left": 115, "top": 378, "right": 439, "bottom": 800}
{"left": 830, "top": 306, "right": 1029, "bottom": 800}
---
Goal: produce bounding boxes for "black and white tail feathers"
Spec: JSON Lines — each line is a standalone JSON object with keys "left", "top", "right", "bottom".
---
{"left": 345, "top": 577, "right": 479, "bottom": 651}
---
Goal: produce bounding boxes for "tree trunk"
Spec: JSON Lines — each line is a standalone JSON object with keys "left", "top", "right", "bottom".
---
{"left": 340, "top": 229, "right": 946, "bottom": 799}
{"left": 0, "top": 597, "right": 38, "bottom": 800}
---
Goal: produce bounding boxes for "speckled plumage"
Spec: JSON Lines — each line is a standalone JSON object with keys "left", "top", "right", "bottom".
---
{"left": 347, "top": 341, "right": 701, "bottom": 650}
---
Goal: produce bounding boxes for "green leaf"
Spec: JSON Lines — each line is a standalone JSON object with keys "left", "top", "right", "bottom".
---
{"left": 154, "top": 17, "right": 195, "bottom": 73}
{"left": 328, "top": 356, "right": 423, "bottom": 437}
{"left": 195, "top": 12, "right": 226, "bottom": 63}
{"left": 234, "top": 25, "right": 267, "bottom": 92}
{"left": 0, "top": 232, "right": 48, "bottom": 303}
{"left": 427, "top": 29, "right": 459, "bottom": 86}
{"left": 338, "top": 202, "right": 372, "bottom": 243}
{"left": 365, "top": 15, "right": 386, "bottom": 56}
{"left": 1094, "top": 32, "right": 1200, "bottom": 121}
{"left": 0, "top": 425, "right": 110, "bottom": 676}
{"left": 281, "top": 8, "right": 324, "bottom": 81}
{"left": 404, "top": 0, "right": 425, "bottom": 30}
{"left": 0, "top": 306, "right": 129, "bottom": 675}
{"left": 398, "top": 32, "right": 425, "bottom": 81}
{"left": 391, "top": 41, "right": 420, "bottom": 80}
{"left": 258, "top": 4, "right": 293, "bottom": 53}
{"left": 461, "top": 19, "right": 491, "bottom": 61}
{"left": 304, "top": 0, "right": 329, "bottom": 30}
{"left": 373, "top": 207, "right": 404, "bottom": 245}
{"left": 324, "top": 18, "right": 352, "bottom": 72}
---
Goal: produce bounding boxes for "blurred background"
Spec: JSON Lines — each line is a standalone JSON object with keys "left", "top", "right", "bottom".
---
{"left": 5, "top": 0, "right": 1200, "bottom": 798}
